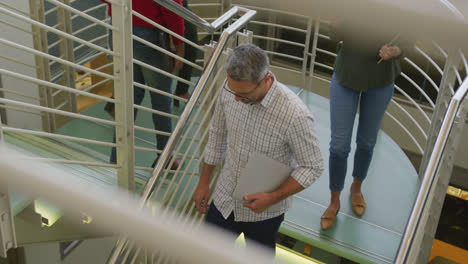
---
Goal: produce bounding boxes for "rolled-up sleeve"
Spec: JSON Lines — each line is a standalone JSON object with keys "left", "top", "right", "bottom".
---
{"left": 286, "top": 114, "right": 324, "bottom": 188}
{"left": 204, "top": 92, "right": 228, "bottom": 165}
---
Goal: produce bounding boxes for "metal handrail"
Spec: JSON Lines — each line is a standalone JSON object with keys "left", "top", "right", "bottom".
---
{"left": 105, "top": 5, "right": 256, "bottom": 263}
{"left": 394, "top": 77, "right": 468, "bottom": 263}
{"left": 153, "top": 0, "right": 235, "bottom": 33}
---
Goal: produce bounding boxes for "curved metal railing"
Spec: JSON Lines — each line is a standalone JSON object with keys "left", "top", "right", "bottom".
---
{"left": 154, "top": 0, "right": 226, "bottom": 33}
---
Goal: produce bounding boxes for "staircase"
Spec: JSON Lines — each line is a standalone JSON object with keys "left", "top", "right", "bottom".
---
{"left": 0, "top": 0, "right": 467, "bottom": 263}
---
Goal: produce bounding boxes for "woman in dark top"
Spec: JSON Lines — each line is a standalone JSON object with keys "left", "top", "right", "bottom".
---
{"left": 321, "top": 24, "right": 403, "bottom": 230}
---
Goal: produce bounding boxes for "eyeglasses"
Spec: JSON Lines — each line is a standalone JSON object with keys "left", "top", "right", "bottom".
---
{"left": 222, "top": 73, "right": 268, "bottom": 103}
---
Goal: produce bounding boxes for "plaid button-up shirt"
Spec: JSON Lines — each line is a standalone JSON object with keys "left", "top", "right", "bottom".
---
{"left": 204, "top": 75, "right": 324, "bottom": 222}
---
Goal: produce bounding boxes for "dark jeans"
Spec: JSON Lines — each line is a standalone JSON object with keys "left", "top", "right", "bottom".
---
{"left": 110, "top": 25, "right": 172, "bottom": 163}
{"left": 329, "top": 73, "right": 394, "bottom": 192}
{"left": 174, "top": 0, "right": 199, "bottom": 96}
{"left": 205, "top": 203, "right": 284, "bottom": 255}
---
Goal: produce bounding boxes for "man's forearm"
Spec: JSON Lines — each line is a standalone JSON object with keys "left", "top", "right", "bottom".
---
{"left": 199, "top": 162, "right": 216, "bottom": 185}
{"left": 270, "top": 176, "right": 304, "bottom": 203}
{"left": 242, "top": 176, "right": 305, "bottom": 213}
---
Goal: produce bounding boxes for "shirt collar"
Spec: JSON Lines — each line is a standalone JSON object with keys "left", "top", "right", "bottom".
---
{"left": 259, "top": 72, "right": 278, "bottom": 108}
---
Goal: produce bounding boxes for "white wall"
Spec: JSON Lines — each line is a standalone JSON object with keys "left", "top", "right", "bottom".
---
{"left": 0, "top": 0, "right": 43, "bottom": 130}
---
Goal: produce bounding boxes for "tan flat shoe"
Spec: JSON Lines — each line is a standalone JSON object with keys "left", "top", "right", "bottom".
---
{"left": 320, "top": 206, "right": 340, "bottom": 230}
{"left": 351, "top": 192, "right": 366, "bottom": 216}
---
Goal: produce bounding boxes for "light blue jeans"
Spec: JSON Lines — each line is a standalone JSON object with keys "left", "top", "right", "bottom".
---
{"left": 110, "top": 25, "right": 172, "bottom": 163}
{"left": 329, "top": 73, "right": 394, "bottom": 192}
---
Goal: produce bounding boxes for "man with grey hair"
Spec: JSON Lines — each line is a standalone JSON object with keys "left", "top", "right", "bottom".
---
{"left": 193, "top": 44, "right": 323, "bottom": 253}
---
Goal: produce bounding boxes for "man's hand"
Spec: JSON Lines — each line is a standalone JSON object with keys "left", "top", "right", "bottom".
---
{"left": 193, "top": 181, "right": 210, "bottom": 214}
{"left": 194, "top": 163, "right": 216, "bottom": 214}
{"left": 379, "top": 44, "right": 401, "bottom": 60}
{"left": 242, "top": 192, "right": 278, "bottom": 214}
{"left": 242, "top": 177, "right": 305, "bottom": 214}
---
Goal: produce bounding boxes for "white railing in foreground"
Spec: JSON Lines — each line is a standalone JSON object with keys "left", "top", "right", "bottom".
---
{"left": 0, "top": 145, "right": 274, "bottom": 264}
